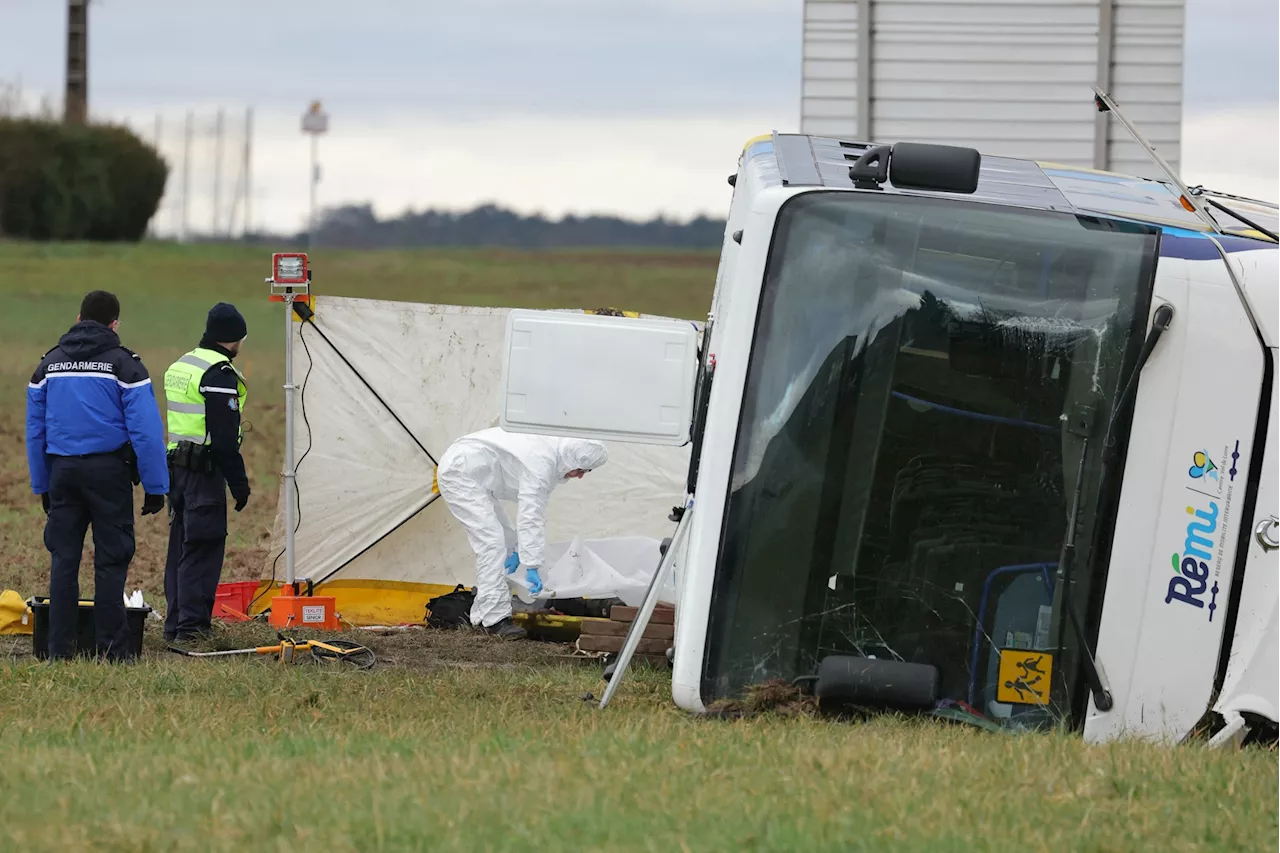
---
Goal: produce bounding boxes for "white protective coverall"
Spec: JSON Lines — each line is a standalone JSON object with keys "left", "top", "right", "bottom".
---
{"left": 435, "top": 428, "right": 609, "bottom": 627}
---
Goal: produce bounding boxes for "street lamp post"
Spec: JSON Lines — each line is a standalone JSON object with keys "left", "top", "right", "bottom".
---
{"left": 301, "top": 101, "right": 329, "bottom": 248}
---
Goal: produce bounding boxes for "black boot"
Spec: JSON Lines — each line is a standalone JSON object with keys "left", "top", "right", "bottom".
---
{"left": 485, "top": 617, "right": 527, "bottom": 640}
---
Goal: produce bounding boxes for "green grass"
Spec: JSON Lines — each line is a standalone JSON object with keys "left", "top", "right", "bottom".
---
{"left": 1, "top": 242, "right": 1276, "bottom": 852}
{"left": 0, "top": 638, "right": 1274, "bottom": 853}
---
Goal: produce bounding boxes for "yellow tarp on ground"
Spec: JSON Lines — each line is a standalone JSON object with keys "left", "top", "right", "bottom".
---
{"left": 247, "top": 579, "right": 585, "bottom": 638}
{"left": 248, "top": 579, "right": 455, "bottom": 626}
{"left": 0, "top": 590, "right": 33, "bottom": 635}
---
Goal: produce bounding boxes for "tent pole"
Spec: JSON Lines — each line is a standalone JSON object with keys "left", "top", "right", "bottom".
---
{"left": 599, "top": 500, "right": 691, "bottom": 709}
{"left": 283, "top": 294, "right": 297, "bottom": 588}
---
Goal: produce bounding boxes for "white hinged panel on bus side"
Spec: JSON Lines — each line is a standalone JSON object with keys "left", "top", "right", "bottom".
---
{"left": 499, "top": 310, "right": 699, "bottom": 446}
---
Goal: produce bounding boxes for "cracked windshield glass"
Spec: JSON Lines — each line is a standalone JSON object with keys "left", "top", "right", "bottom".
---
{"left": 703, "top": 191, "right": 1158, "bottom": 727}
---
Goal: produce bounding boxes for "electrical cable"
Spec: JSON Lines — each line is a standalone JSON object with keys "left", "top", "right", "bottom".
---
{"left": 295, "top": 322, "right": 317, "bottom": 510}
{"left": 308, "top": 639, "right": 377, "bottom": 670}
{"left": 249, "top": 319, "right": 316, "bottom": 611}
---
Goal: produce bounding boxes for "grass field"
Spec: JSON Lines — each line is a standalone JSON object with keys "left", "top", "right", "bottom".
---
{"left": 0, "top": 242, "right": 1275, "bottom": 852}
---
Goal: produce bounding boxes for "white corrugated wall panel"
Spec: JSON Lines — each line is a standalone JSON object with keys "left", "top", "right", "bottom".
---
{"left": 800, "top": 0, "right": 861, "bottom": 138}
{"left": 869, "top": 0, "right": 1097, "bottom": 161}
{"left": 1108, "top": 0, "right": 1184, "bottom": 177}
{"left": 800, "top": 0, "right": 1185, "bottom": 177}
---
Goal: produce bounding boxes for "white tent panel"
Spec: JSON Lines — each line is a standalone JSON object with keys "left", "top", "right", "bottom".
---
{"left": 260, "top": 296, "right": 692, "bottom": 624}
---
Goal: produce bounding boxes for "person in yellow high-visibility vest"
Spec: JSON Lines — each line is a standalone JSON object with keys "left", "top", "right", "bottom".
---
{"left": 161, "top": 303, "right": 250, "bottom": 643}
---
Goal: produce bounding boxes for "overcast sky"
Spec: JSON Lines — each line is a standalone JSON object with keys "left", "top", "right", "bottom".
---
{"left": 1, "top": 0, "right": 1276, "bottom": 235}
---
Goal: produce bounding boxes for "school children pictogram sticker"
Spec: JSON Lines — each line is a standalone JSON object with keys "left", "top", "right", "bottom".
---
{"left": 996, "top": 649, "right": 1054, "bottom": 706}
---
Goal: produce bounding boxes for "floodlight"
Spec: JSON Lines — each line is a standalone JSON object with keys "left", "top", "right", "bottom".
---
{"left": 273, "top": 252, "right": 308, "bottom": 284}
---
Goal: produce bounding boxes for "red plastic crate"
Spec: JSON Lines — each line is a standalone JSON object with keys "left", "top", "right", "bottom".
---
{"left": 213, "top": 581, "right": 259, "bottom": 622}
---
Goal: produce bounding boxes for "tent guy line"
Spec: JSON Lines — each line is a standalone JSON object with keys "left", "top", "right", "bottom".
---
{"left": 309, "top": 493, "right": 440, "bottom": 588}
{"left": 297, "top": 302, "right": 439, "bottom": 466}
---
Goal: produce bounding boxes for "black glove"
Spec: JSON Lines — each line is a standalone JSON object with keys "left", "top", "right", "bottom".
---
{"left": 233, "top": 490, "right": 250, "bottom": 513}
{"left": 40, "top": 493, "right": 50, "bottom": 514}
{"left": 141, "top": 493, "right": 165, "bottom": 516}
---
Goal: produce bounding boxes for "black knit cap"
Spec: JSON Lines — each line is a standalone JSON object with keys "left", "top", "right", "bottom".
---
{"left": 205, "top": 302, "right": 247, "bottom": 343}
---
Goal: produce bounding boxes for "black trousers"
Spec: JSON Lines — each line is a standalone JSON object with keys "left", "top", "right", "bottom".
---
{"left": 44, "top": 454, "right": 136, "bottom": 661}
{"left": 163, "top": 464, "right": 227, "bottom": 641}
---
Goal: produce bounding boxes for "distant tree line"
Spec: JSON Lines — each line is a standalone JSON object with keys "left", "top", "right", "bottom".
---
{"left": 295, "top": 203, "right": 727, "bottom": 249}
{"left": 0, "top": 118, "right": 167, "bottom": 241}
{"left": 0, "top": 112, "right": 723, "bottom": 248}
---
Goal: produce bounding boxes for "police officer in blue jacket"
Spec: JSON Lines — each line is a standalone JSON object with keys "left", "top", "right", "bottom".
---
{"left": 25, "top": 291, "right": 169, "bottom": 662}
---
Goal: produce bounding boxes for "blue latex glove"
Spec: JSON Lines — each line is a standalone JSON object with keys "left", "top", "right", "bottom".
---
{"left": 525, "top": 567, "right": 543, "bottom": 596}
{"left": 504, "top": 551, "right": 520, "bottom": 575}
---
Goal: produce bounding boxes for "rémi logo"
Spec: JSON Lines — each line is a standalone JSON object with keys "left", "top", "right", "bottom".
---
{"left": 1165, "top": 500, "right": 1220, "bottom": 621}
{"left": 1164, "top": 442, "right": 1240, "bottom": 622}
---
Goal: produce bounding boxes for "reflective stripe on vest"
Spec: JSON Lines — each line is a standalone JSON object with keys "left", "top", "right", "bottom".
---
{"left": 163, "top": 347, "right": 247, "bottom": 450}
{"left": 178, "top": 353, "right": 215, "bottom": 370}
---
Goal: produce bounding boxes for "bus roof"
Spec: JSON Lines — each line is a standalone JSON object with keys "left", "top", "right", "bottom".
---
{"left": 755, "top": 133, "right": 1277, "bottom": 243}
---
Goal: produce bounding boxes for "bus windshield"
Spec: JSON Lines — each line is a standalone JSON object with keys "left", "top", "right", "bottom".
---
{"left": 702, "top": 191, "right": 1158, "bottom": 728}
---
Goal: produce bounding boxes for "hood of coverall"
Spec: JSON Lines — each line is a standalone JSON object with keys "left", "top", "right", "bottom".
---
{"left": 555, "top": 438, "right": 609, "bottom": 478}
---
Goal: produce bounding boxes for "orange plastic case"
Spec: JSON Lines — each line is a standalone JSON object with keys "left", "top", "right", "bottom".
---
{"left": 268, "top": 593, "right": 341, "bottom": 631}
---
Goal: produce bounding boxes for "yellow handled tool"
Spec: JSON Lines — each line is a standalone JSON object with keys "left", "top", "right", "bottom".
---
{"left": 168, "top": 634, "right": 376, "bottom": 669}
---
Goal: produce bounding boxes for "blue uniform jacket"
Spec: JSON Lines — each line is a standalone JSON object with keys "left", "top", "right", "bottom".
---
{"left": 26, "top": 321, "right": 170, "bottom": 496}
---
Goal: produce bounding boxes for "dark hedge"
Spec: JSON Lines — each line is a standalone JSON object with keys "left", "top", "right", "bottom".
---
{"left": 0, "top": 118, "right": 167, "bottom": 241}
